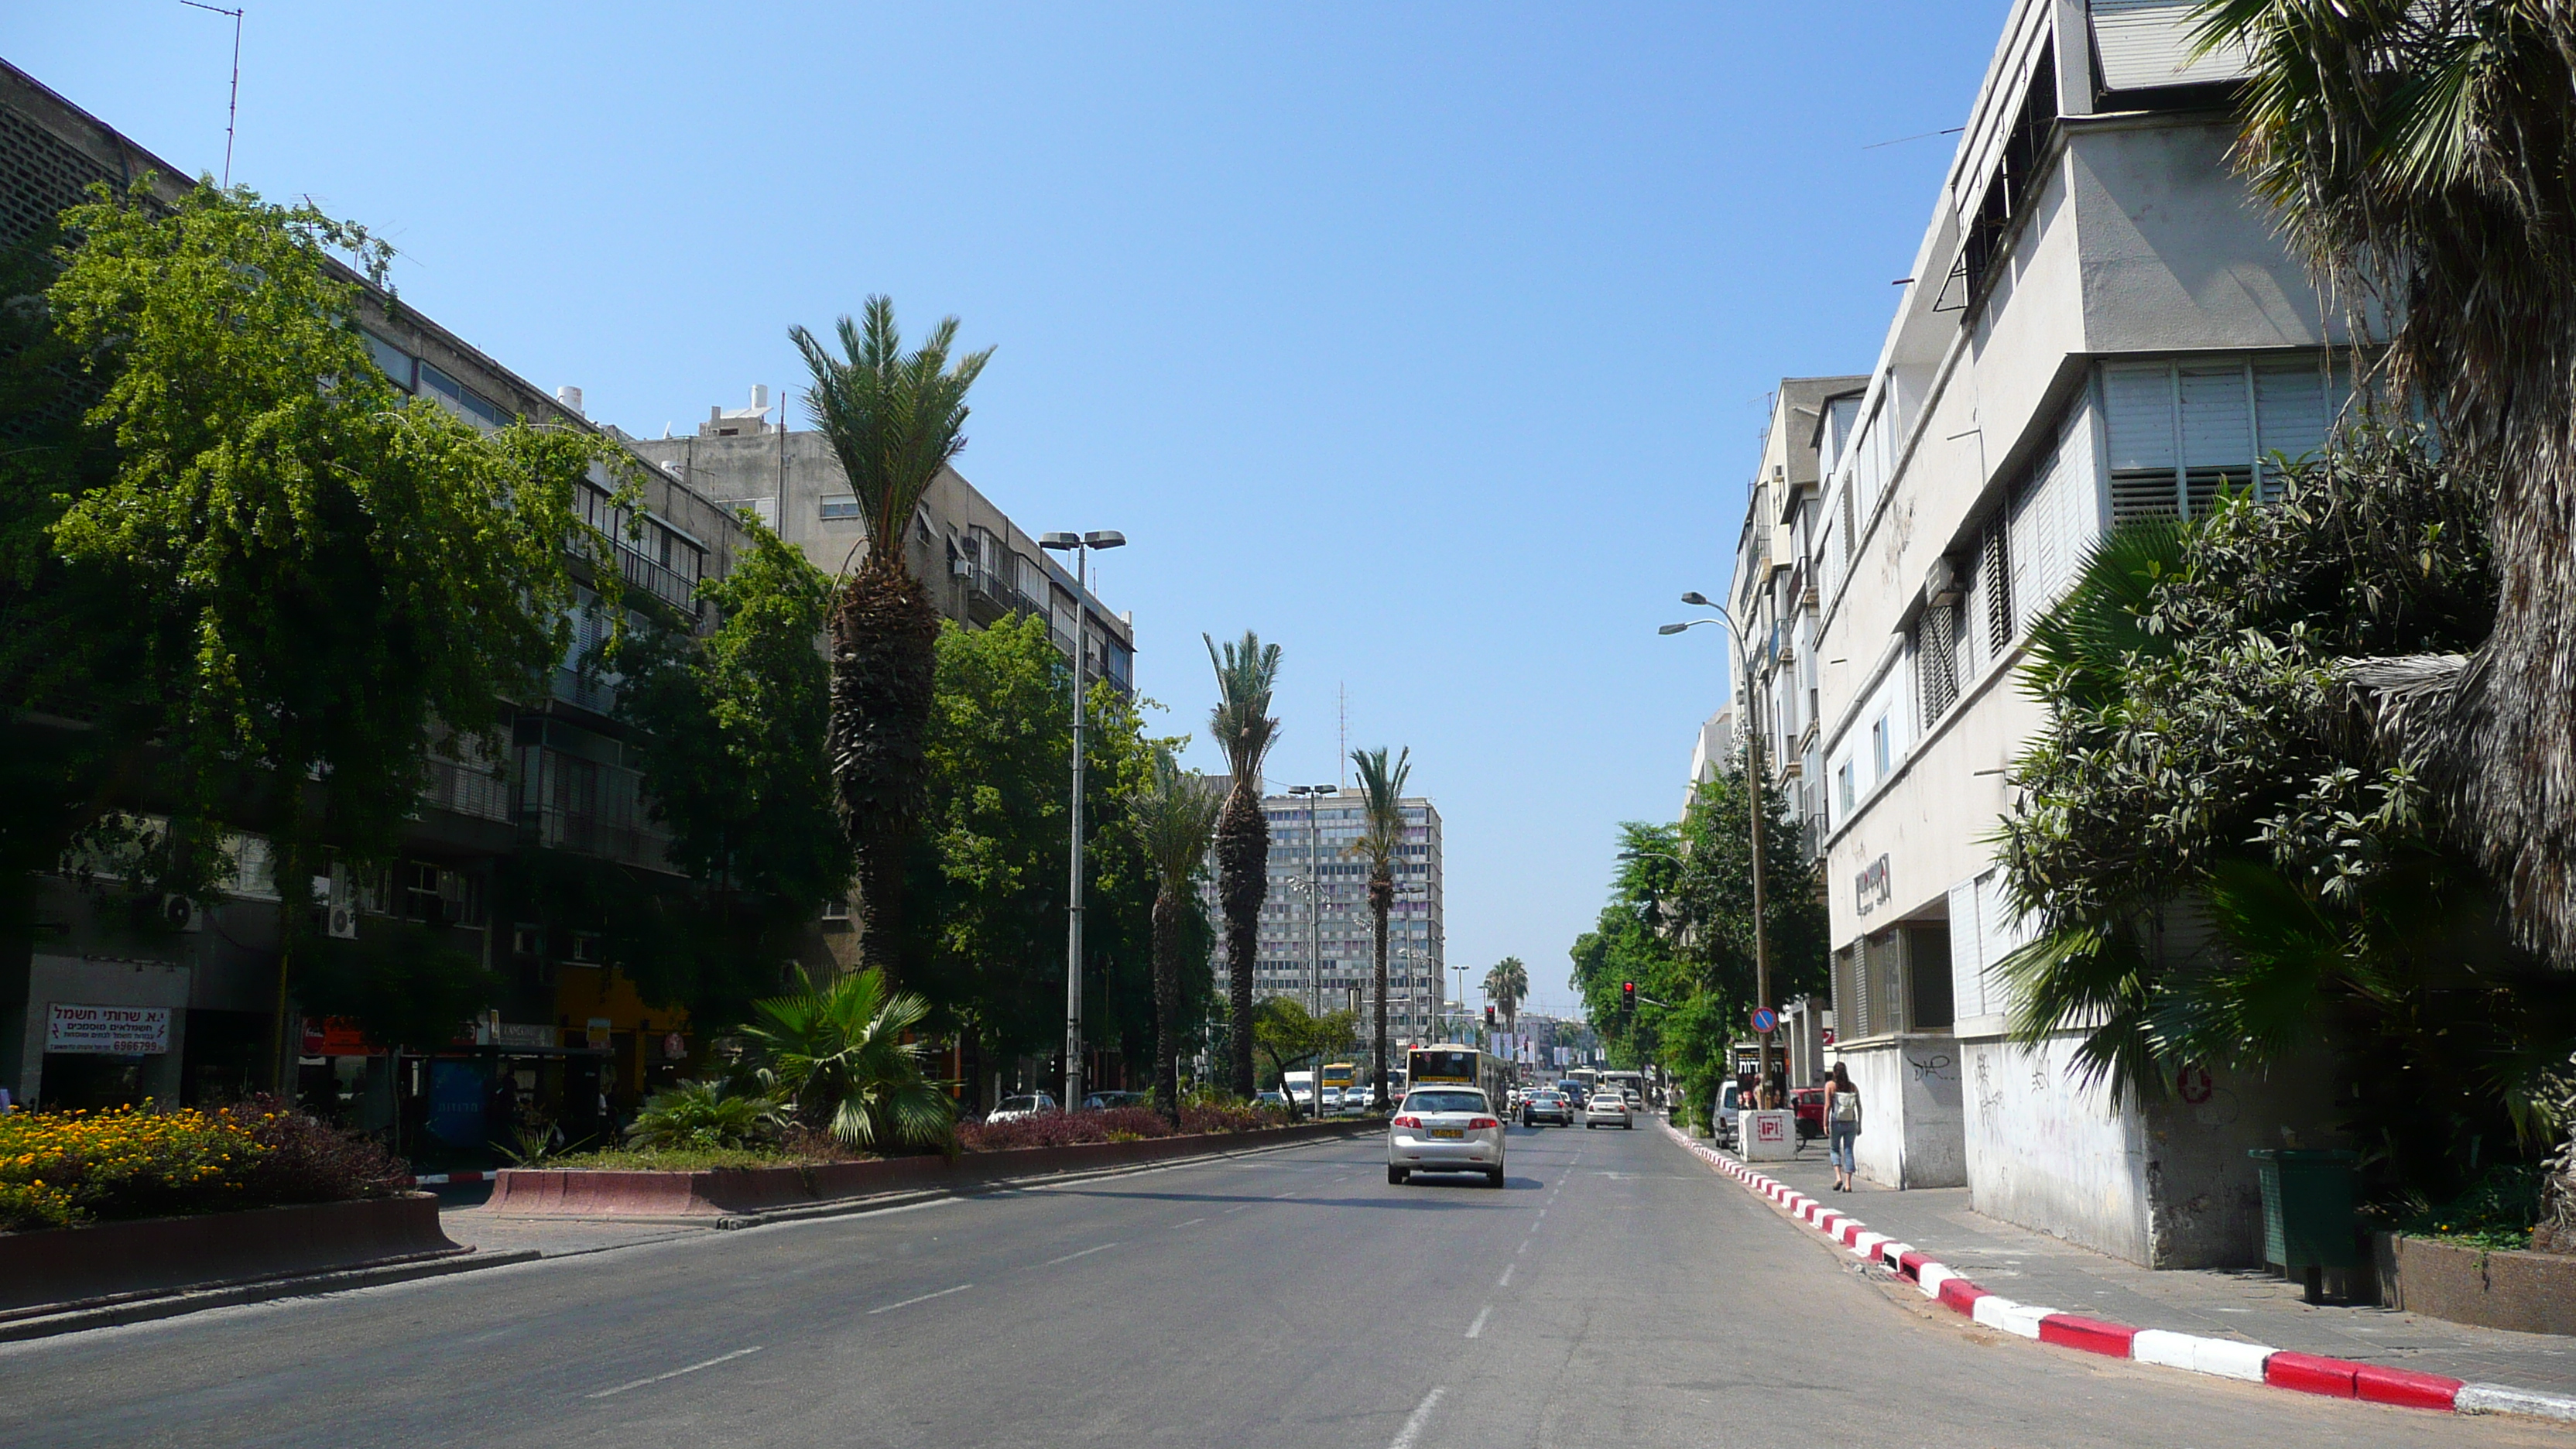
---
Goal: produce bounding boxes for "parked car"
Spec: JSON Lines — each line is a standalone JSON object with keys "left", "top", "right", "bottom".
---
{"left": 1084, "top": 1091, "right": 1146, "bottom": 1111}
{"left": 1713, "top": 1080, "right": 1745, "bottom": 1149}
{"left": 1584, "top": 1092, "right": 1634, "bottom": 1130}
{"left": 1388, "top": 1088, "right": 1505, "bottom": 1187}
{"left": 987, "top": 1093, "right": 1058, "bottom": 1123}
{"left": 1521, "top": 1091, "right": 1573, "bottom": 1128}
{"left": 1254, "top": 1089, "right": 1290, "bottom": 1110}
{"left": 1789, "top": 1086, "right": 1827, "bottom": 1142}
{"left": 1317, "top": 1087, "right": 1345, "bottom": 1116}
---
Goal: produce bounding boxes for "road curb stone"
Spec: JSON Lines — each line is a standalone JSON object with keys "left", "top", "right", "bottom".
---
{"left": 1654, "top": 1118, "right": 2576, "bottom": 1426}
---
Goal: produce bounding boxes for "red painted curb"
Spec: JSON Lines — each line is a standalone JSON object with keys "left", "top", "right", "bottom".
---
{"left": 1896, "top": 1249, "right": 1930, "bottom": 1280}
{"left": 2038, "top": 1314, "right": 2140, "bottom": 1358}
{"left": 2265, "top": 1351, "right": 2359, "bottom": 1398}
{"left": 1937, "top": 1277, "right": 1987, "bottom": 1315}
{"left": 2355, "top": 1363, "right": 2464, "bottom": 1410}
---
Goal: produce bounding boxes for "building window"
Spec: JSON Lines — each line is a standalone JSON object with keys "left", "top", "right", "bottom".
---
{"left": 2103, "top": 356, "right": 2353, "bottom": 524}
{"left": 1871, "top": 717, "right": 1890, "bottom": 778}
{"left": 820, "top": 494, "right": 862, "bottom": 521}
{"left": 1838, "top": 762, "right": 1855, "bottom": 816}
{"left": 1917, "top": 601, "right": 1960, "bottom": 730}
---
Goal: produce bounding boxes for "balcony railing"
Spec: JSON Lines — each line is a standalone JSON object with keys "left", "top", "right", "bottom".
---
{"left": 422, "top": 756, "right": 512, "bottom": 824}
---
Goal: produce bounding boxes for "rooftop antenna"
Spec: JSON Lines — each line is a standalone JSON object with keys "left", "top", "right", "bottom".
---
{"left": 179, "top": 2, "right": 245, "bottom": 187}
{"left": 1338, "top": 683, "right": 1349, "bottom": 792}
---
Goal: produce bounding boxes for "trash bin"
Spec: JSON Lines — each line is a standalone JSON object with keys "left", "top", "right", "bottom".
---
{"left": 2249, "top": 1148, "right": 2358, "bottom": 1303}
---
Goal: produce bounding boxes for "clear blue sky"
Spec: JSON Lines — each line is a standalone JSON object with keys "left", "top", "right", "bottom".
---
{"left": 11, "top": 2, "right": 2002, "bottom": 1021}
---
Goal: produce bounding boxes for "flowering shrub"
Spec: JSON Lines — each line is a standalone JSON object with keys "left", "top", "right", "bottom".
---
{"left": 0, "top": 1096, "right": 409, "bottom": 1233}
{"left": 956, "top": 1101, "right": 1290, "bottom": 1153}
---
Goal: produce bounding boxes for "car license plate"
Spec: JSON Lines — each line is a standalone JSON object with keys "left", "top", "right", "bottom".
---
{"left": 1430, "top": 1128, "right": 1464, "bottom": 1139}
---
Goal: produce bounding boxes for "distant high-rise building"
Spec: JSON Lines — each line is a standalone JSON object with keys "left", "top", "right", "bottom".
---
{"left": 1204, "top": 793, "right": 1445, "bottom": 1045}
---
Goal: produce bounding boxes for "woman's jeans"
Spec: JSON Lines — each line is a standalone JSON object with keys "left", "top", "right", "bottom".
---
{"left": 1828, "top": 1122, "right": 1859, "bottom": 1173}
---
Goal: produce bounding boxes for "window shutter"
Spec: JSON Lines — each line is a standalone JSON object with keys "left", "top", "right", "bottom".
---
{"left": 2179, "top": 362, "right": 2253, "bottom": 517}
{"left": 1947, "top": 878, "right": 1986, "bottom": 1021}
{"left": 2089, "top": 0, "right": 2253, "bottom": 92}
{"left": 2104, "top": 361, "right": 2180, "bottom": 521}
{"left": 2253, "top": 361, "right": 2333, "bottom": 494}
{"left": 1982, "top": 515, "right": 2012, "bottom": 653}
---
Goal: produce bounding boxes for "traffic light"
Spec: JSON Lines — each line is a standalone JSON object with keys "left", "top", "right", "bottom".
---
{"left": 1622, "top": 981, "right": 1636, "bottom": 1016}
{"left": 1484, "top": 1004, "right": 1496, "bottom": 1029}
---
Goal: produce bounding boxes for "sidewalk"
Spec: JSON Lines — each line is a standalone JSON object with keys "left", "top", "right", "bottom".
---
{"left": 1718, "top": 1131, "right": 2576, "bottom": 1399}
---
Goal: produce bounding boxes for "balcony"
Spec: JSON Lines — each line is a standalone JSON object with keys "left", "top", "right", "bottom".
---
{"left": 514, "top": 744, "right": 677, "bottom": 873}
{"left": 422, "top": 756, "right": 512, "bottom": 824}
{"left": 615, "top": 538, "right": 700, "bottom": 616}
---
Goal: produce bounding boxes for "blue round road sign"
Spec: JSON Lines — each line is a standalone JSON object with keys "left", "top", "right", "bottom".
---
{"left": 1750, "top": 1006, "right": 1779, "bottom": 1034}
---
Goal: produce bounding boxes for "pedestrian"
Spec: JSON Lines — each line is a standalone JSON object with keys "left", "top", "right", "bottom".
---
{"left": 1824, "top": 1062, "right": 1862, "bottom": 1192}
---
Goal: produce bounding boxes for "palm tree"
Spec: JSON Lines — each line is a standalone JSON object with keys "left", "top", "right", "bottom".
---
{"left": 790, "top": 298, "right": 992, "bottom": 978}
{"left": 1128, "top": 748, "right": 1225, "bottom": 1125}
{"left": 742, "top": 966, "right": 956, "bottom": 1151}
{"left": 2196, "top": 2, "right": 2576, "bottom": 968}
{"left": 1205, "top": 632, "right": 1283, "bottom": 1096}
{"left": 1484, "top": 957, "right": 1529, "bottom": 1037}
{"left": 1348, "top": 745, "right": 1411, "bottom": 1110}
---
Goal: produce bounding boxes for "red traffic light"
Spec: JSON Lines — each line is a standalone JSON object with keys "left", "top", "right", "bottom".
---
{"left": 1621, "top": 981, "right": 1637, "bottom": 1008}
{"left": 1484, "top": 1004, "right": 1496, "bottom": 1026}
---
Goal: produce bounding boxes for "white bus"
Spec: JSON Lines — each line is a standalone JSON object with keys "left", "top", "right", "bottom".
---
{"left": 1406, "top": 1044, "right": 1510, "bottom": 1108}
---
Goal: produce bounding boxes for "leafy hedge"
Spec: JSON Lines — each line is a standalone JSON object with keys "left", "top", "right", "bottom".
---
{"left": 0, "top": 1096, "right": 412, "bottom": 1232}
{"left": 956, "top": 1103, "right": 1286, "bottom": 1153}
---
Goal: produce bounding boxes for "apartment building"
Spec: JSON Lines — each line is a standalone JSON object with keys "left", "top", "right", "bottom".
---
{"left": 620, "top": 407, "right": 1136, "bottom": 697}
{"left": 1735, "top": 0, "right": 2355, "bottom": 1264}
{"left": 1720, "top": 377, "right": 1870, "bottom": 862}
{"left": 0, "top": 60, "right": 758, "bottom": 1148}
{"left": 1204, "top": 793, "right": 1445, "bottom": 1047}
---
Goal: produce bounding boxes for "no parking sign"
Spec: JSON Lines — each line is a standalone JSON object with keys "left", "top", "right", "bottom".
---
{"left": 1749, "top": 1006, "right": 1778, "bottom": 1035}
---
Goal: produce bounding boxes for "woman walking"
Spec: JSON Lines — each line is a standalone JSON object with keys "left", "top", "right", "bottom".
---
{"left": 1823, "top": 1062, "right": 1862, "bottom": 1193}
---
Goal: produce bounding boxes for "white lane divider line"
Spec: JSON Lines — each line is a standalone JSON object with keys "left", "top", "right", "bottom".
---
{"left": 1464, "top": 1304, "right": 1492, "bottom": 1338}
{"left": 1224, "top": 1203, "right": 1252, "bottom": 1213}
{"left": 866, "top": 1283, "right": 973, "bottom": 1315}
{"left": 1173, "top": 1217, "right": 1206, "bottom": 1228}
{"left": 586, "top": 1345, "right": 763, "bottom": 1399}
{"left": 1389, "top": 1386, "right": 1446, "bottom": 1449}
{"left": 1496, "top": 1262, "right": 1515, "bottom": 1288}
{"left": 1043, "top": 1243, "right": 1117, "bottom": 1266}
{"left": 1516, "top": 1239, "right": 1529, "bottom": 1255}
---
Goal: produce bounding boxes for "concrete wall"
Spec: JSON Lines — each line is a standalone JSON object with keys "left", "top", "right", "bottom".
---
{"left": 1962, "top": 1029, "right": 2341, "bottom": 1269}
{"left": 1844, "top": 1033, "right": 1967, "bottom": 1190}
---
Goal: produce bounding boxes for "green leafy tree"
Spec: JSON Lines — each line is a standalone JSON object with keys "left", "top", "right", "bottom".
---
{"left": 43, "top": 180, "right": 626, "bottom": 1080}
{"left": 1251, "top": 996, "right": 1355, "bottom": 1119}
{"left": 2198, "top": 1, "right": 2576, "bottom": 968}
{"left": 1995, "top": 432, "right": 2576, "bottom": 1203}
{"left": 613, "top": 522, "right": 850, "bottom": 1023}
{"left": 1206, "top": 632, "right": 1283, "bottom": 1096}
{"left": 1348, "top": 745, "right": 1412, "bottom": 1108}
{"left": 1126, "top": 751, "right": 1225, "bottom": 1123}
{"left": 792, "top": 298, "right": 992, "bottom": 980}
{"left": 905, "top": 615, "right": 1173, "bottom": 1097}
{"left": 743, "top": 967, "right": 954, "bottom": 1152}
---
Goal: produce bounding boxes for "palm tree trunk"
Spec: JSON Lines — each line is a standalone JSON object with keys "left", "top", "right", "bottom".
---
{"left": 1215, "top": 785, "right": 1267, "bottom": 1096}
{"left": 829, "top": 565, "right": 941, "bottom": 979}
{"left": 1369, "top": 868, "right": 1392, "bottom": 1110}
{"left": 1152, "top": 889, "right": 1183, "bottom": 1127}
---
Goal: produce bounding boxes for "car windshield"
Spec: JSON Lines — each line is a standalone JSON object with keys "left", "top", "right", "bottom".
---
{"left": 1404, "top": 1091, "right": 1488, "bottom": 1115}
{"left": 999, "top": 1097, "right": 1038, "bottom": 1112}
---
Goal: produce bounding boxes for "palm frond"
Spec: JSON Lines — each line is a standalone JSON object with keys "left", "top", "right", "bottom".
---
{"left": 1345, "top": 745, "right": 1412, "bottom": 868}
{"left": 790, "top": 296, "right": 992, "bottom": 581}
{"left": 1204, "top": 631, "right": 1283, "bottom": 784}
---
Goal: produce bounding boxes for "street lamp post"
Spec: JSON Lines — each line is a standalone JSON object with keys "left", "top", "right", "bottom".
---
{"left": 1039, "top": 529, "right": 1125, "bottom": 1114}
{"left": 1287, "top": 783, "right": 1337, "bottom": 1118}
{"left": 1659, "top": 592, "right": 1776, "bottom": 1094}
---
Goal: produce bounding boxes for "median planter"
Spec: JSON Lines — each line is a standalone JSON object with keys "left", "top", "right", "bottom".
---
{"left": 2372, "top": 1231, "right": 2576, "bottom": 1335}
{"left": 0, "top": 1193, "right": 465, "bottom": 1315}
{"left": 488, "top": 1118, "right": 1368, "bottom": 1219}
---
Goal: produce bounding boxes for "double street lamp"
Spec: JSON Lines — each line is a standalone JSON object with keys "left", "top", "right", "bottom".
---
{"left": 1657, "top": 591, "right": 1777, "bottom": 1094}
{"left": 1286, "top": 783, "right": 1338, "bottom": 1118}
{"left": 1040, "top": 529, "right": 1124, "bottom": 1113}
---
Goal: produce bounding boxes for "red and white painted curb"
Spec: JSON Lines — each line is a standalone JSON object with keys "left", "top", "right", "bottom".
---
{"left": 409, "top": 1170, "right": 495, "bottom": 1187}
{"left": 1660, "top": 1122, "right": 2576, "bottom": 1423}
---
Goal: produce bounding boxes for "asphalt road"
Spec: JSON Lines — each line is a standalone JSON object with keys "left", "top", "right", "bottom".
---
{"left": 2, "top": 1122, "right": 2562, "bottom": 1448}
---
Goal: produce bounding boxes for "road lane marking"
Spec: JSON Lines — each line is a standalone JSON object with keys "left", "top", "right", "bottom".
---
{"left": 1043, "top": 1243, "right": 1117, "bottom": 1266}
{"left": 1496, "top": 1263, "right": 1514, "bottom": 1288}
{"left": 1173, "top": 1217, "right": 1206, "bottom": 1227}
{"left": 1223, "top": 1204, "right": 1252, "bottom": 1214}
{"left": 1464, "top": 1305, "right": 1491, "bottom": 1338}
{"left": 586, "top": 1346, "right": 762, "bottom": 1399}
{"left": 866, "top": 1283, "right": 973, "bottom": 1315}
{"left": 1389, "top": 1386, "right": 1446, "bottom": 1449}
{"left": 1516, "top": 1240, "right": 1528, "bottom": 1255}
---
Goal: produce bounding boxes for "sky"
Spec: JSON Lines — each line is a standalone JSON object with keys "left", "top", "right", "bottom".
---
{"left": 8, "top": 2, "right": 2005, "bottom": 1022}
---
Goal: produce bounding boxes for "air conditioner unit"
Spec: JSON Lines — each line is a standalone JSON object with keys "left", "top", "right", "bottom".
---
{"left": 327, "top": 903, "right": 359, "bottom": 940}
{"left": 160, "top": 894, "right": 204, "bottom": 932}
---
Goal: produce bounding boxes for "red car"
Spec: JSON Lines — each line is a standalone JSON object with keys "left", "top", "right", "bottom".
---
{"left": 1789, "top": 1086, "right": 1827, "bottom": 1142}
